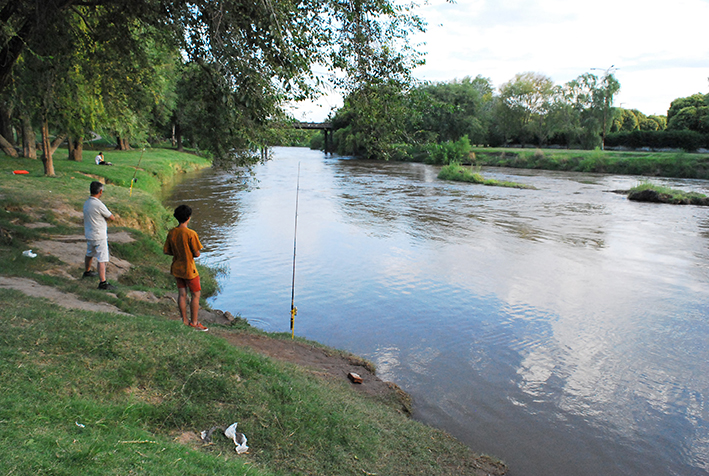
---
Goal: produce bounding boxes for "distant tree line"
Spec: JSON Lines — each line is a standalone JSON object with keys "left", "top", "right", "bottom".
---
{"left": 0, "top": 0, "right": 423, "bottom": 175}
{"left": 325, "top": 72, "right": 709, "bottom": 161}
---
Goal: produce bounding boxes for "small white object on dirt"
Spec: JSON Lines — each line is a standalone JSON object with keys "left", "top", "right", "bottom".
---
{"left": 224, "top": 422, "right": 249, "bottom": 454}
{"left": 22, "top": 250, "right": 37, "bottom": 258}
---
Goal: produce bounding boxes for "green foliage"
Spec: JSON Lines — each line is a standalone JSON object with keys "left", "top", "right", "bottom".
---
{"left": 472, "top": 147, "right": 709, "bottom": 179}
{"left": 424, "top": 135, "right": 472, "bottom": 165}
{"left": 309, "top": 132, "right": 325, "bottom": 150}
{"left": 331, "top": 81, "right": 413, "bottom": 159}
{"left": 667, "top": 93, "right": 709, "bottom": 129}
{"left": 414, "top": 76, "right": 494, "bottom": 144}
{"left": 606, "top": 130, "right": 709, "bottom": 152}
{"left": 2, "top": 0, "right": 425, "bottom": 165}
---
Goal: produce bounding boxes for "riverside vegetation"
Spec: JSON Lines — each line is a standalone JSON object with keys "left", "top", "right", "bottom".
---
{"left": 627, "top": 182, "right": 709, "bottom": 206}
{"left": 469, "top": 147, "right": 709, "bottom": 179}
{"left": 438, "top": 163, "right": 535, "bottom": 189}
{"left": 0, "top": 147, "right": 507, "bottom": 476}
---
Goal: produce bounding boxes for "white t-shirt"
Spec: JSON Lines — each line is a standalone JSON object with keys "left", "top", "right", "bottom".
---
{"left": 83, "top": 197, "right": 112, "bottom": 241}
{"left": 95, "top": 154, "right": 103, "bottom": 164}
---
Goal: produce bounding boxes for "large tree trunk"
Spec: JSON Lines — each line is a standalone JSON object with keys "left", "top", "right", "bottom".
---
{"left": 0, "top": 133, "right": 17, "bottom": 157}
{"left": 0, "top": 102, "right": 14, "bottom": 146}
{"left": 175, "top": 123, "right": 183, "bottom": 152}
{"left": 40, "top": 117, "right": 55, "bottom": 176}
{"left": 115, "top": 135, "right": 131, "bottom": 150}
{"left": 68, "top": 136, "right": 83, "bottom": 161}
{"left": 21, "top": 115, "right": 36, "bottom": 159}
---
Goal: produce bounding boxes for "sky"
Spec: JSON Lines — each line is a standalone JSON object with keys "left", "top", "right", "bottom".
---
{"left": 289, "top": 0, "right": 709, "bottom": 122}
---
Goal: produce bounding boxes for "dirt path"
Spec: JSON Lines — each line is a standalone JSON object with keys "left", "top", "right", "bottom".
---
{"left": 0, "top": 276, "right": 128, "bottom": 314}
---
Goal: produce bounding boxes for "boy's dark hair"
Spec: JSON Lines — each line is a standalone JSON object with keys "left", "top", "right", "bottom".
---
{"left": 90, "top": 181, "right": 104, "bottom": 195}
{"left": 174, "top": 204, "right": 192, "bottom": 224}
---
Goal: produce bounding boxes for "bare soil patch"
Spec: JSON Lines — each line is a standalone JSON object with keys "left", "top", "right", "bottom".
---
{"left": 215, "top": 330, "right": 412, "bottom": 413}
{"left": 30, "top": 231, "right": 134, "bottom": 279}
{"left": 0, "top": 276, "right": 127, "bottom": 314}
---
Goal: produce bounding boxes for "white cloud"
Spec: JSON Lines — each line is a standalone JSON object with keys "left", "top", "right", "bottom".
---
{"left": 291, "top": 0, "right": 709, "bottom": 120}
{"left": 412, "top": 0, "right": 709, "bottom": 115}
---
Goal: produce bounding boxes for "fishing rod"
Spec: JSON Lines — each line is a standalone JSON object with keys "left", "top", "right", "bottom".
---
{"left": 129, "top": 148, "right": 145, "bottom": 197}
{"left": 290, "top": 162, "right": 301, "bottom": 339}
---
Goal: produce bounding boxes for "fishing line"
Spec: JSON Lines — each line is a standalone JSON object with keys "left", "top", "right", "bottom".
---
{"left": 290, "top": 162, "right": 301, "bottom": 339}
{"left": 129, "top": 148, "right": 145, "bottom": 197}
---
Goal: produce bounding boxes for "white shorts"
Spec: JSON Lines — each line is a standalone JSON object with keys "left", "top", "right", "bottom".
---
{"left": 86, "top": 240, "right": 110, "bottom": 263}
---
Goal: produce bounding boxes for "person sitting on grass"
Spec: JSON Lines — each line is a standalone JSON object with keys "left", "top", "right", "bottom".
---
{"left": 163, "top": 204, "right": 208, "bottom": 331}
{"left": 95, "top": 151, "right": 113, "bottom": 166}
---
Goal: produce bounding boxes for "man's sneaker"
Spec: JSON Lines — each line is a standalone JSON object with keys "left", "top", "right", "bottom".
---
{"left": 190, "top": 322, "right": 208, "bottom": 332}
{"left": 83, "top": 270, "right": 98, "bottom": 278}
{"left": 98, "top": 281, "right": 116, "bottom": 290}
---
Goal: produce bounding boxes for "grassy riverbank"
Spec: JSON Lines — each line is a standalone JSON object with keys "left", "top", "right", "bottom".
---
{"left": 471, "top": 147, "right": 709, "bottom": 179}
{"left": 0, "top": 148, "right": 506, "bottom": 475}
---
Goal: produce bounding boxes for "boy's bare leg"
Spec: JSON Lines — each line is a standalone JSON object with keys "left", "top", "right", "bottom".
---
{"left": 84, "top": 256, "right": 93, "bottom": 273}
{"left": 97, "top": 261, "right": 107, "bottom": 282}
{"left": 178, "top": 287, "right": 189, "bottom": 325}
{"left": 190, "top": 290, "right": 201, "bottom": 325}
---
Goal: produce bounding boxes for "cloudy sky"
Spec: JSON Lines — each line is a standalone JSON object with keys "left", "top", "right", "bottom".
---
{"left": 290, "top": 0, "right": 709, "bottom": 122}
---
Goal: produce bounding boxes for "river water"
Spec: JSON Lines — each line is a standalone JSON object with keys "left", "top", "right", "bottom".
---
{"left": 164, "top": 147, "right": 709, "bottom": 476}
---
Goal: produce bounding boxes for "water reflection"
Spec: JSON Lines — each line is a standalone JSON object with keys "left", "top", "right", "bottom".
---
{"left": 164, "top": 147, "right": 709, "bottom": 476}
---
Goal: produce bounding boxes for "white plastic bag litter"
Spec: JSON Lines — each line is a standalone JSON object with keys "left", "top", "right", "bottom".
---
{"left": 22, "top": 250, "right": 37, "bottom": 258}
{"left": 224, "top": 422, "right": 249, "bottom": 454}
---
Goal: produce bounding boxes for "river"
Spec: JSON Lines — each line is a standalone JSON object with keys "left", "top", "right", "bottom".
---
{"left": 164, "top": 147, "right": 709, "bottom": 476}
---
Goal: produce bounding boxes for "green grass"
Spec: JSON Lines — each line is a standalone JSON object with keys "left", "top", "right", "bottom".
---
{"left": 627, "top": 182, "right": 709, "bottom": 205}
{"left": 471, "top": 147, "right": 709, "bottom": 179}
{"left": 0, "top": 147, "right": 218, "bottom": 314}
{"left": 0, "top": 290, "right": 502, "bottom": 475}
{"left": 0, "top": 147, "right": 505, "bottom": 475}
{"left": 438, "top": 163, "right": 535, "bottom": 189}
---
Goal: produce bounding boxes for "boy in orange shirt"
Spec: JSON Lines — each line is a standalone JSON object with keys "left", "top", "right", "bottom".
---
{"left": 164, "top": 204, "right": 207, "bottom": 331}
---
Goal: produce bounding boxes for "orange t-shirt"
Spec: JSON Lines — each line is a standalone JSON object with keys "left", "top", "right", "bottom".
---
{"left": 163, "top": 226, "right": 203, "bottom": 279}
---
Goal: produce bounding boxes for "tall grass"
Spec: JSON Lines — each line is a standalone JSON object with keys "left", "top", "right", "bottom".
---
{"left": 438, "top": 163, "right": 535, "bottom": 189}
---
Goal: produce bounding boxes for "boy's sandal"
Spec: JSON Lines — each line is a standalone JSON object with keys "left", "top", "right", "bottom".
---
{"left": 190, "top": 322, "right": 208, "bottom": 332}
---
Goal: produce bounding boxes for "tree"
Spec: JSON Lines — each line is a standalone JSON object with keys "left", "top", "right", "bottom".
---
{"left": 332, "top": 81, "right": 412, "bottom": 159}
{"left": 647, "top": 115, "right": 667, "bottom": 131}
{"left": 562, "top": 71, "right": 620, "bottom": 149}
{"left": 414, "top": 76, "right": 494, "bottom": 145}
{"left": 667, "top": 93, "right": 709, "bottom": 133}
{"left": 498, "top": 72, "right": 559, "bottom": 146}
{"left": 1, "top": 0, "right": 424, "bottom": 163}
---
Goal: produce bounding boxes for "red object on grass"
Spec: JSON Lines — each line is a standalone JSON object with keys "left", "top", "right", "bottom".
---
{"left": 13, "top": 170, "right": 29, "bottom": 175}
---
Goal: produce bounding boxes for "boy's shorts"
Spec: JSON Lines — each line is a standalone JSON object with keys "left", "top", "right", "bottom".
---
{"left": 176, "top": 276, "right": 201, "bottom": 293}
{"left": 86, "top": 240, "right": 110, "bottom": 263}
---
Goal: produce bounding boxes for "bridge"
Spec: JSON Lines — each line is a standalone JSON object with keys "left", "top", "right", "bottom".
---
{"left": 292, "top": 121, "right": 334, "bottom": 153}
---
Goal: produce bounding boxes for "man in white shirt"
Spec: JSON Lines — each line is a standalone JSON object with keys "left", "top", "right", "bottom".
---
{"left": 83, "top": 181, "right": 116, "bottom": 290}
